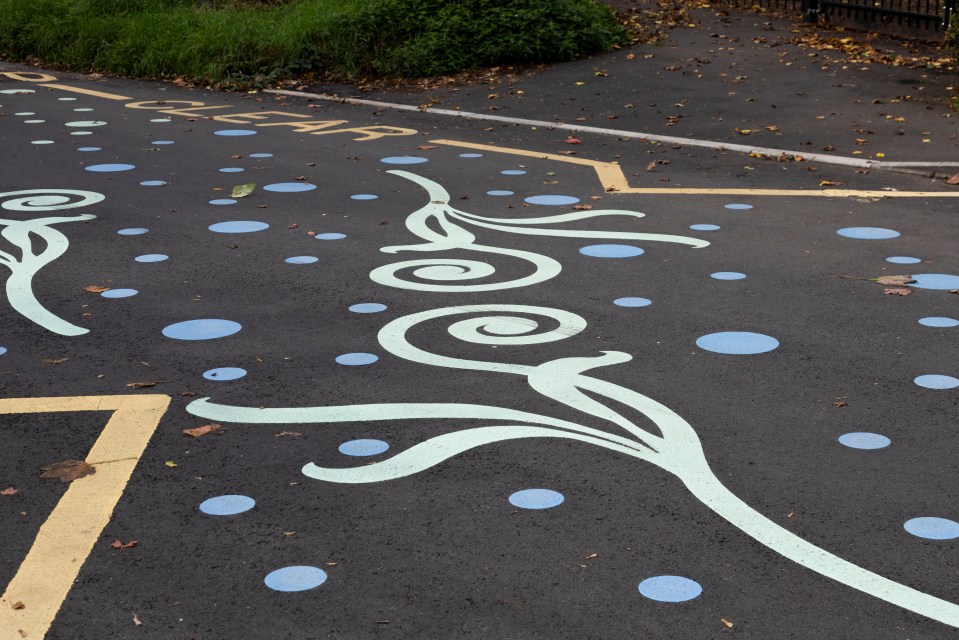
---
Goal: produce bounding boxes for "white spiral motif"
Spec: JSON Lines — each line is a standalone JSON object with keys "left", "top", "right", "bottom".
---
{"left": 1, "top": 189, "right": 105, "bottom": 212}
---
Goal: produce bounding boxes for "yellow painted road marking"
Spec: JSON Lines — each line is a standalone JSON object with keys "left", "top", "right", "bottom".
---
{"left": 0, "top": 395, "right": 170, "bottom": 640}
{"left": 431, "top": 139, "right": 959, "bottom": 198}
{"left": 37, "top": 84, "right": 131, "bottom": 101}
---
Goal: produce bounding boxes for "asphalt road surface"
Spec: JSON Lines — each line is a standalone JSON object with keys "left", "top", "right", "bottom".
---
{"left": 1, "top": 65, "right": 959, "bottom": 640}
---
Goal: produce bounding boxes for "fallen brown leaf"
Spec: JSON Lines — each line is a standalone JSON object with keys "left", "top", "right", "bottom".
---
{"left": 884, "top": 287, "right": 912, "bottom": 296}
{"left": 275, "top": 431, "right": 302, "bottom": 438}
{"left": 126, "top": 380, "right": 171, "bottom": 389}
{"left": 565, "top": 137, "right": 582, "bottom": 145}
{"left": 417, "top": 145, "right": 438, "bottom": 150}
{"left": 585, "top": 553, "right": 598, "bottom": 560}
{"left": 874, "top": 275, "right": 916, "bottom": 286}
{"left": 40, "top": 460, "right": 95, "bottom": 483}
{"left": 1, "top": 486, "right": 18, "bottom": 496}
{"left": 819, "top": 180, "right": 844, "bottom": 187}
{"left": 42, "top": 358, "right": 68, "bottom": 365}
{"left": 110, "top": 539, "right": 138, "bottom": 550}
{"left": 572, "top": 204, "right": 593, "bottom": 211}
{"left": 646, "top": 161, "right": 657, "bottom": 171}
{"left": 182, "top": 424, "right": 222, "bottom": 438}
{"left": 946, "top": 173, "right": 959, "bottom": 185}
{"left": 83, "top": 285, "right": 110, "bottom": 294}
{"left": 132, "top": 613, "right": 142, "bottom": 626}
{"left": 12, "top": 602, "right": 25, "bottom": 610}
{"left": 721, "top": 618, "right": 734, "bottom": 628}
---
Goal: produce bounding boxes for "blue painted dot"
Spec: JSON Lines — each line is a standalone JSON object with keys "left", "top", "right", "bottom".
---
{"left": 909, "top": 273, "right": 959, "bottom": 290}
{"left": 135, "top": 253, "right": 168, "bottom": 263}
{"left": 690, "top": 224, "right": 720, "bottom": 231}
{"left": 487, "top": 190, "right": 514, "bottom": 196}
{"left": 638, "top": 576, "right": 702, "bottom": 602}
{"left": 579, "top": 244, "right": 644, "bottom": 258}
{"left": 263, "top": 182, "right": 316, "bottom": 193}
{"left": 380, "top": 156, "right": 428, "bottom": 165}
{"left": 724, "top": 203, "right": 753, "bottom": 210}
{"left": 315, "top": 233, "right": 346, "bottom": 240}
{"left": 509, "top": 489, "right": 564, "bottom": 510}
{"left": 349, "top": 303, "right": 387, "bottom": 313}
{"left": 250, "top": 153, "right": 273, "bottom": 158}
{"left": 214, "top": 129, "right": 257, "bottom": 136}
{"left": 501, "top": 170, "right": 527, "bottom": 176}
{"left": 837, "top": 227, "right": 900, "bottom": 240}
{"left": 209, "top": 198, "right": 237, "bottom": 206}
{"left": 886, "top": 256, "right": 921, "bottom": 264}
{"left": 117, "top": 227, "right": 148, "bottom": 235}
{"left": 151, "top": 140, "right": 174, "bottom": 145}
{"left": 351, "top": 194, "right": 378, "bottom": 200}
{"left": 219, "top": 167, "right": 244, "bottom": 173}
{"left": 338, "top": 439, "right": 389, "bottom": 456}
{"left": 77, "top": 147, "right": 101, "bottom": 152}
{"left": 283, "top": 255, "right": 318, "bottom": 265}
{"left": 0, "top": 347, "right": 6, "bottom": 356}
{"left": 199, "top": 495, "right": 255, "bottom": 516}
{"left": 100, "top": 288, "right": 138, "bottom": 299}
{"left": 904, "top": 517, "right": 959, "bottom": 540}
{"left": 264, "top": 566, "right": 327, "bottom": 592}
{"left": 209, "top": 221, "right": 269, "bottom": 233}
{"left": 838, "top": 432, "right": 891, "bottom": 449}
{"left": 85, "top": 163, "right": 135, "bottom": 172}
{"left": 696, "top": 331, "right": 779, "bottom": 355}
{"left": 140, "top": 180, "right": 166, "bottom": 187}
{"left": 711, "top": 272, "right": 747, "bottom": 280}
{"left": 525, "top": 195, "right": 580, "bottom": 205}
{"left": 459, "top": 153, "right": 483, "bottom": 158}
{"left": 203, "top": 367, "right": 247, "bottom": 381}
{"left": 162, "top": 319, "right": 242, "bottom": 340}
{"left": 919, "top": 317, "right": 959, "bottom": 328}
{"left": 914, "top": 374, "right": 959, "bottom": 390}
{"left": 335, "top": 352, "right": 378, "bottom": 366}
{"left": 614, "top": 297, "right": 652, "bottom": 307}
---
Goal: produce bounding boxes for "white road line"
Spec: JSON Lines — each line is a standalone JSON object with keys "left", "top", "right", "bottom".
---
{"left": 267, "top": 89, "right": 959, "bottom": 177}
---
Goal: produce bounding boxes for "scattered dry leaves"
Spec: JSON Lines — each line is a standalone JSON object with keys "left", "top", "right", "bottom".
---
{"left": 884, "top": 287, "right": 912, "bottom": 296}
{"left": 40, "top": 460, "right": 95, "bottom": 483}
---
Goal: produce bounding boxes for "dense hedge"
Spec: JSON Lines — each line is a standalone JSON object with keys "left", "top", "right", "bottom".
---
{"left": 0, "top": 0, "right": 628, "bottom": 83}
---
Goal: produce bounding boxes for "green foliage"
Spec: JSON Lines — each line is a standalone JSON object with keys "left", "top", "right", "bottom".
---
{"left": 0, "top": 0, "right": 628, "bottom": 83}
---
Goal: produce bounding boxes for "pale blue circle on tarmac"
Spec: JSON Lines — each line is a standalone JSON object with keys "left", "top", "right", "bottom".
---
{"left": 209, "top": 221, "right": 268, "bottom": 233}
{"left": 526, "top": 195, "right": 580, "bottom": 205}
{"left": 250, "top": 153, "right": 273, "bottom": 158}
{"left": 724, "top": 203, "right": 753, "bottom": 210}
{"left": 501, "top": 169, "right": 527, "bottom": 175}
{"left": 214, "top": 129, "right": 257, "bottom": 136}
{"left": 140, "top": 180, "right": 166, "bottom": 187}
{"left": 264, "top": 182, "right": 316, "bottom": 192}
{"left": 117, "top": 227, "right": 148, "bottom": 235}
{"left": 135, "top": 254, "right": 168, "bottom": 263}
{"left": 151, "top": 140, "right": 175, "bottom": 145}
{"left": 614, "top": 297, "right": 652, "bottom": 307}
{"left": 203, "top": 367, "right": 247, "bottom": 381}
{"left": 887, "top": 256, "right": 921, "bottom": 264}
{"left": 487, "top": 190, "right": 514, "bottom": 196}
{"left": 336, "top": 352, "right": 378, "bottom": 365}
{"left": 838, "top": 432, "right": 891, "bottom": 449}
{"left": 914, "top": 374, "right": 959, "bottom": 390}
{"left": 711, "top": 272, "right": 747, "bottom": 280}
{"left": 0, "top": 347, "right": 6, "bottom": 356}
{"left": 836, "top": 227, "right": 900, "bottom": 240}
{"left": 696, "top": 331, "right": 779, "bottom": 354}
{"left": 285, "top": 256, "right": 319, "bottom": 264}
{"left": 264, "top": 566, "right": 327, "bottom": 592}
{"left": 909, "top": 273, "right": 959, "bottom": 290}
{"left": 579, "top": 244, "right": 644, "bottom": 258}
{"left": 351, "top": 194, "right": 378, "bottom": 200}
{"left": 904, "top": 517, "right": 959, "bottom": 540}
{"left": 919, "top": 317, "right": 959, "bottom": 328}
{"left": 459, "top": 153, "right": 483, "bottom": 158}
{"left": 380, "top": 156, "right": 428, "bottom": 164}
{"left": 638, "top": 576, "right": 702, "bottom": 602}
{"left": 209, "top": 198, "right": 237, "bottom": 205}
{"left": 200, "top": 495, "right": 255, "bottom": 516}
{"left": 690, "top": 224, "right": 720, "bottom": 231}
{"left": 162, "top": 319, "right": 242, "bottom": 340}
{"left": 219, "top": 167, "right": 244, "bottom": 173}
{"left": 509, "top": 489, "right": 564, "bottom": 509}
{"left": 349, "top": 303, "right": 387, "bottom": 313}
{"left": 338, "top": 439, "right": 389, "bottom": 456}
{"left": 85, "top": 163, "right": 135, "bottom": 172}
{"left": 101, "top": 288, "right": 138, "bottom": 299}
{"left": 315, "top": 233, "right": 346, "bottom": 240}
{"left": 77, "top": 147, "right": 101, "bottom": 151}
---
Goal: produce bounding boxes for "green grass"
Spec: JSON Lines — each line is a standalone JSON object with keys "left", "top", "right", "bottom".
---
{"left": 0, "top": 0, "right": 629, "bottom": 84}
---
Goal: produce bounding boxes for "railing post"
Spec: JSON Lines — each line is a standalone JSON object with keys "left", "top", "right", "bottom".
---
{"left": 945, "top": 0, "right": 956, "bottom": 30}
{"left": 802, "top": 0, "right": 820, "bottom": 22}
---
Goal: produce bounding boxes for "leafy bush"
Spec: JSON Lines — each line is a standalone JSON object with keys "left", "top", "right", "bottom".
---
{"left": 0, "top": 0, "right": 628, "bottom": 83}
